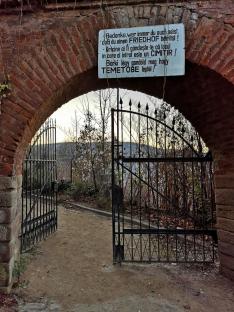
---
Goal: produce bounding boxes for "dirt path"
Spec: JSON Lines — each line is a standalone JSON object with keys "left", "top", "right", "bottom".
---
{"left": 14, "top": 206, "right": 234, "bottom": 312}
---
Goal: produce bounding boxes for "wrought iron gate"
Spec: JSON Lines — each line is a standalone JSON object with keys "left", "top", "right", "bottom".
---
{"left": 21, "top": 119, "right": 57, "bottom": 252}
{"left": 111, "top": 99, "right": 217, "bottom": 264}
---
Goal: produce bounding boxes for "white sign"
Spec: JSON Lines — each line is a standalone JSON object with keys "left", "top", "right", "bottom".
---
{"left": 98, "top": 24, "right": 185, "bottom": 79}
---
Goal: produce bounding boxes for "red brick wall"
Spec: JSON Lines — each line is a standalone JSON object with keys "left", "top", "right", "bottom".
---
{"left": 0, "top": 0, "right": 234, "bottom": 289}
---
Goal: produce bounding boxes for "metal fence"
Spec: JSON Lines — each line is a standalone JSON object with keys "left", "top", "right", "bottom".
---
{"left": 112, "top": 99, "right": 217, "bottom": 264}
{"left": 21, "top": 119, "right": 57, "bottom": 252}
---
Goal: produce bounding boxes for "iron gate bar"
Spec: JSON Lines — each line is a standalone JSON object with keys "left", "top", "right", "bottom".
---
{"left": 112, "top": 104, "right": 216, "bottom": 264}
{"left": 23, "top": 160, "right": 57, "bottom": 222}
{"left": 115, "top": 109, "right": 202, "bottom": 157}
{"left": 119, "top": 161, "right": 217, "bottom": 241}
{"left": 111, "top": 105, "right": 116, "bottom": 261}
{"left": 21, "top": 118, "right": 57, "bottom": 252}
{"left": 23, "top": 210, "right": 55, "bottom": 225}
{"left": 123, "top": 228, "right": 217, "bottom": 237}
{"left": 116, "top": 156, "right": 212, "bottom": 162}
{"left": 111, "top": 211, "right": 217, "bottom": 241}
{"left": 120, "top": 161, "right": 192, "bottom": 210}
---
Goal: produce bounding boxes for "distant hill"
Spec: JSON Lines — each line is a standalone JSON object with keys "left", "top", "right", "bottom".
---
{"left": 29, "top": 141, "right": 191, "bottom": 161}
{"left": 55, "top": 142, "right": 160, "bottom": 160}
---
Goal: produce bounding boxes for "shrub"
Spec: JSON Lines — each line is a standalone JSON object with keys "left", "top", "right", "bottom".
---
{"left": 66, "top": 181, "right": 98, "bottom": 201}
{"left": 96, "top": 196, "right": 111, "bottom": 211}
{"left": 12, "top": 256, "right": 27, "bottom": 285}
{"left": 58, "top": 180, "right": 72, "bottom": 192}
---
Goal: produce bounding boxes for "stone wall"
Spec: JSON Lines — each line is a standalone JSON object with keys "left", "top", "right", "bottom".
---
{"left": 0, "top": 176, "right": 21, "bottom": 291}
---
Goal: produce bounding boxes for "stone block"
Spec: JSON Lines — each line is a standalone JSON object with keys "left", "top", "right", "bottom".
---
{"left": 173, "top": 15, "right": 181, "bottom": 23}
{"left": 215, "top": 189, "right": 234, "bottom": 206}
{"left": 137, "top": 6, "right": 144, "bottom": 18}
{"left": 143, "top": 6, "right": 151, "bottom": 19}
{"left": 174, "top": 6, "right": 183, "bottom": 18}
{"left": 151, "top": 6, "right": 158, "bottom": 17}
{"left": 219, "top": 252, "right": 234, "bottom": 271}
{"left": 0, "top": 212, "right": 21, "bottom": 242}
{"left": 0, "top": 238, "right": 20, "bottom": 262}
{"left": 0, "top": 263, "right": 8, "bottom": 287}
{"left": 0, "top": 176, "right": 17, "bottom": 191}
{"left": 0, "top": 190, "right": 18, "bottom": 208}
{"left": 127, "top": 6, "right": 134, "bottom": 19}
{"left": 218, "top": 229, "right": 234, "bottom": 245}
{"left": 159, "top": 6, "right": 167, "bottom": 17}
{"left": 129, "top": 17, "right": 138, "bottom": 27}
{"left": 217, "top": 217, "right": 234, "bottom": 233}
{"left": 220, "top": 266, "right": 234, "bottom": 282}
{"left": 217, "top": 205, "right": 234, "bottom": 219}
{"left": 215, "top": 174, "right": 234, "bottom": 189}
{"left": 0, "top": 257, "right": 14, "bottom": 287}
{"left": 0, "top": 204, "right": 19, "bottom": 223}
{"left": 0, "top": 224, "right": 11, "bottom": 241}
{"left": 182, "top": 8, "right": 191, "bottom": 24}
{"left": 219, "top": 241, "right": 234, "bottom": 258}
{"left": 16, "top": 175, "right": 22, "bottom": 189}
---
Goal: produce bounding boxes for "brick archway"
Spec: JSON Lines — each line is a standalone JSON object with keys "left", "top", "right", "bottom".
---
{"left": 0, "top": 0, "right": 234, "bottom": 290}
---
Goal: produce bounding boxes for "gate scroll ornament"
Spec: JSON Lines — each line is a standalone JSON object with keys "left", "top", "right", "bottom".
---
{"left": 111, "top": 99, "right": 217, "bottom": 264}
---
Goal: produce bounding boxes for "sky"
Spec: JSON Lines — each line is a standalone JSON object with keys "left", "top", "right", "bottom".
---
{"left": 51, "top": 88, "right": 162, "bottom": 142}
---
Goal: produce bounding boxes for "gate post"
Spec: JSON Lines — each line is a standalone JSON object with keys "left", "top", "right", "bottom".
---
{"left": 215, "top": 170, "right": 234, "bottom": 281}
{"left": 0, "top": 175, "right": 22, "bottom": 292}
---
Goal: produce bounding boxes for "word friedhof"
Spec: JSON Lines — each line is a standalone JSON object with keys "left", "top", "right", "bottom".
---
{"left": 98, "top": 24, "right": 185, "bottom": 79}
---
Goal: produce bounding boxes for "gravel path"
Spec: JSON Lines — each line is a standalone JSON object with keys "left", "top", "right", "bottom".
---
{"left": 13, "top": 206, "right": 234, "bottom": 312}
